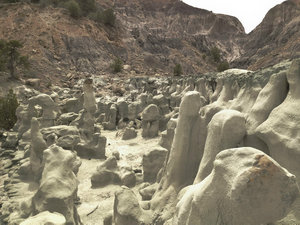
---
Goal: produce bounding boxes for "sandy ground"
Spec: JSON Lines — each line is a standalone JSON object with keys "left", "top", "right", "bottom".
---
{"left": 77, "top": 129, "right": 161, "bottom": 225}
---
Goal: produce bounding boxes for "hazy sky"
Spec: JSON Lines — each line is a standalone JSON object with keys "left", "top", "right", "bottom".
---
{"left": 182, "top": 0, "right": 286, "bottom": 33}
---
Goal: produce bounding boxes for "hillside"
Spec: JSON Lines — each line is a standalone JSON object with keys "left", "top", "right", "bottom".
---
{"left": 0, "top": 0, "right": 299, "bottom": 90}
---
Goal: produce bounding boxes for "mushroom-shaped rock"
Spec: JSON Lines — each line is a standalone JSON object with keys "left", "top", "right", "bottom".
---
{"left": 141, "top": 104, "right": 161, "bottom": 138}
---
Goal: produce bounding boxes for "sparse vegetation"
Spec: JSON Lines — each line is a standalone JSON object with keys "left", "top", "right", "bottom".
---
{"left": 111, "top": 57, "right": 123, "bottom": 73}
{"left": 102, "top": 8, "right": 116, "bottom": 26}
{"left": 66, "top": 0, "right": 81, "bottom": 19}
{"left": 173, "top": 63, "right": 183, "bottom": 76}
{"left": 217, "top": 60, "right": 230, "bottom": 72}
{"left": 78, "top": 0, "right": 96, "bottom": 16}
{"left": 0, "top": 89, "right": 19, "bottom": 130}
{"left": 210, "top": 46, "right": 221, "bottom": 63}
{"left": 0, "top": 40, "right": 30, "bottom": 79}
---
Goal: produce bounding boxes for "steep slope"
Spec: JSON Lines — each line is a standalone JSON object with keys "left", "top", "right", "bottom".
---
{"left": 114, "top": 0, "right": 245, "bottom": 74}
{"left": 234, "top": 0, "right": 300, "bottom": 70}
{"left": 0, "top": 0, "right": 245, "bottom": 88}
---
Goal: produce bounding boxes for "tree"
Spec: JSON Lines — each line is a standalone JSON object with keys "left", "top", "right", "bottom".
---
{"left": 0, "top": 89, "right": 19, "bottom": 130}
{"left": 173, "top": 63, "right": 183, "bottom": 76}
{"left": 0, "top": 40, "right": 30, "bottom": 79}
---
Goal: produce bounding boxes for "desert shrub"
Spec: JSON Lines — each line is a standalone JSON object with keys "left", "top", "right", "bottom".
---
{"left": 78, "top": 0, "right": 95, "bottom": 15}
{"left": 102, "top": 8, "right": 116, "bottom": 26}
{"left": 111, "top": 57, "right": 123, "bottom": 73}
{"left": 217, "top": 60, "right": 230, "bottom": 72}
{"left": 0, "top": 89, "right": 19, "bottom": 130}
{"left": 210, "top": 46, "right": 221, "bottom": 63}
{"left": 66, "top": 0, "right": 81, "bottom": 19}
{"left": 173, "top": 63, "right": 182, "bottom": 76}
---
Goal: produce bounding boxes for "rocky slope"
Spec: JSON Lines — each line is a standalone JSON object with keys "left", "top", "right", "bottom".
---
{"left": 0, "top": 0, "right": 299, "bottom": 90}
{"left": 235, "top": 0, "right": 300, "bottom": 70}
{"left": 0, "top": 0, "right": 246, "bottom": 89}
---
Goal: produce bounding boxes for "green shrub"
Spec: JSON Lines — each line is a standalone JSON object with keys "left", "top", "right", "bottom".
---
{"left": 173, "top": 63, "right": 182, "bottom": 76}
{"left": 0, "top": 89, "right": 19, "bottom": 130}
{"left": 217, "top": 60, "right": 230, "bottom": 72}
{"left": 66, "top": 0, "right": 81, "bottom": 19}
{"left": 102, "top": 8, "right": 116, "bottom": 26}
{"left": 210, "top": 46, "right": 221, "bottom": 63}
{"left": 78, "top": 0, "right": 96, "bottom": 15}
{"left": 111, "top": 57, "right": 123, "bottom": 73}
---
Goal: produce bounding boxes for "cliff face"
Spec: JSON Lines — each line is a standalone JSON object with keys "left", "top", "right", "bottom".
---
{"left": 114, "top": 0, "right": 245, "bottom": 74}
{"left": 234, "top": 0, "right": 300, "bottom": 70}
{"left": 0, "top": 0, "right": 299, "bottom": 88}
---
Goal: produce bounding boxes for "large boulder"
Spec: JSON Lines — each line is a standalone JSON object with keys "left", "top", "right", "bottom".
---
{"left": 91, "top": 157, "right": 120, "bottom": 187}
{"left": 173, "top": 147, "right": 299, "bottom": 225}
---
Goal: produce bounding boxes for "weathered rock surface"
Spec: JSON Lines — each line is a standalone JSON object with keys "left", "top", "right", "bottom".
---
{"left": 31, "top": 144, "right": 82, "bottom": 224}
{"left": 114, "top": 187, "right": 152, "bottom": 225}
{"left": 173, "top": 147, "right": 299, "bottom": 225}
{"left": 194, "top": 109, "right": 246, "bottom": 183}
{"left": 142, "top": 147, "right": 168, "bottom": 183}
{"left": 20, "top": 211, "right": 66, "bottom": 225}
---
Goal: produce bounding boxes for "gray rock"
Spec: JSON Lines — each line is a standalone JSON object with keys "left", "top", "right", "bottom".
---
{"left": 143, "top": 147, "right": 168, "bottom": 182}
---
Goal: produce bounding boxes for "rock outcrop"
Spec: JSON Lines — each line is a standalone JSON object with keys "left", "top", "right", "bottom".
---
{"left": 173, "top": 147, "right": 299, "bottom": 225}
{"left": 31, "top": 145, "right": 82, "bottom": 224}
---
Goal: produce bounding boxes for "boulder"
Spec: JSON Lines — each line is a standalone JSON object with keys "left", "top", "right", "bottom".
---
{"left": 1, "top": 132, "right": 18, "bottom": 149}
{"left": 173, "top": 147, "right": 299, "bottom": 225}
{"left": 114, "top": 187, "right": 152, "bottom": 225}
{"left": 91, "top": 157, "right": 120, "bottom": 187}
{"left": 121, "top": 127, "right": 137, "bottom": 140}
{"left": 57, "top": 112, "right": 79, "bottom": 125}
{"left": 142, "top": 147, "right": 168, "bottom": 182}
{"left": 139, "top": 183, "right": 158, "bottom": 201}
{"left": 141, "top": 104, "right": 160, "bottom": 121}
{"left": 20, "top": 211, "right": 66, "bottom": 225}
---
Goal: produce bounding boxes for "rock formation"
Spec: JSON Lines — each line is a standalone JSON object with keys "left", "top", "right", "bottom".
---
{"left": 31, "top": 144, "right": 82, "bottom": 225}
{"left": 173, "top": 147, "right": 299, "bottom": 225}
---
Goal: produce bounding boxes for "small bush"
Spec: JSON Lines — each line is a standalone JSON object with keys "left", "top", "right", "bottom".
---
{"left": 173, "top": 63, "right": 182, "bottom": 76}
{"left": 111, "top": 57, "right": 123, "bottom": 73}
{"left": 78, "top": 0, "right": 96, "bottom": 15}
{"left": 102, "top": 8, "right": 116, "bottom": 26}
{"left": 0, "top": 89, "right": 19, "bottom": 130}
{"left": 210, "top": 47, "right": 221, "bottom": 63}
{"left": 66, "top": 0, "right": 81, "bottom": 19}
{"left": 217, "top": 60, "right": 230, "bottom": 72}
